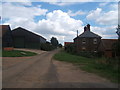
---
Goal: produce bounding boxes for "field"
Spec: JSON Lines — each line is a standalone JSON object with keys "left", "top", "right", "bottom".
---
{"left": 53, "top": 50, "right": 119, "bottom": 83}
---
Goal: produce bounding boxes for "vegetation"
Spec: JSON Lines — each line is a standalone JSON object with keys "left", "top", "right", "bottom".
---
{"left": 2, "top": 50, "right": 37, "bottom": 57}
{"left": 64, "top": 43, "right": 76, "bottom": 54}
{"left": 40, "top": 37, "right": 62, "bottom": 51}
{"left": 112, "top": 39, "right": 120, "bottom": 58}
{"left": 53, "top": 50, "right": 119, "bottom": 83}
{"left": 58, "top": 43, "right": 63, "bottom": 48}
{"left": 40, "top": 42, "right": 56, "bottom": 51}
{"left": 50, "top": 37, "right": 59, "bottom": 48}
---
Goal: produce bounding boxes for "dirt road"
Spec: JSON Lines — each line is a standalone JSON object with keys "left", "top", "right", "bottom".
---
{"left": 2, "top": 49, "right": 118, "bottom": 88}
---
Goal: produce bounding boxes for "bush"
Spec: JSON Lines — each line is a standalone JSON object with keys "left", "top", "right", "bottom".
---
{"left": 77, "top": 51, "right": 103, "bottom": 58}
{"left": 65, "top": 44, "right": 76, "bottom": 54}
{"left": 40, "top": 43, "right": 56, "bottom": 51}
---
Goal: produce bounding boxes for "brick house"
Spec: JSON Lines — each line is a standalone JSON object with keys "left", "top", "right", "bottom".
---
{"left": 74, "top": 24, "right": 101, "bottom": 53}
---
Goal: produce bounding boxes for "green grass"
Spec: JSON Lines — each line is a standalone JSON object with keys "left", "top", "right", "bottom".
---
{"left": 2, "top": 50, "right": 37, "bottom": 57}
{"left": 53, "top": 50, "right": 119, "bottom": 83}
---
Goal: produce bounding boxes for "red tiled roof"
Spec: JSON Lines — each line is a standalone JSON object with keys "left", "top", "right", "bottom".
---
{"left": 64, "top": 42, "right": 74, "bottom": 46}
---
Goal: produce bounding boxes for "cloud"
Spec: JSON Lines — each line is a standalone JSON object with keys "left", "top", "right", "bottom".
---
{"left": 35, "top": 10, "right": 83, "bottom": 43}
{"left": 67, "top": 10, "right": 86, "bottom": 16}
{"left": 91, "top": 25, "right": 118, "bottom": 39}
{"left": 48, "top": 2, "right": 77, "bottom": 6}
{"left": 96, "top": 11, "right": 118, "bottom": 25}
{"left": 86, "top": 8, "right": 102, "bottom": 20}
{"left": 86, "top": 6, "right": 118, "bottom": 25}
{"left": 2, "top": 2, "right": 48, "bottom": 20}
{"left": 99, "top": 2, "right": 109, "bottom": 7}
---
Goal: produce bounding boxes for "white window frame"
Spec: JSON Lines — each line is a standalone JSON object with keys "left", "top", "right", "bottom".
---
{"left": 93, "top": 38, "right": 97, "bottom": 44}
{"left": 82, "top": 38, "right": 86, "bottom": 44}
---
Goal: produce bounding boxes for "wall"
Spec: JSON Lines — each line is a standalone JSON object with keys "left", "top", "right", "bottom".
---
{"left": 74, "top": 37, "right": 101, "bottom": 52}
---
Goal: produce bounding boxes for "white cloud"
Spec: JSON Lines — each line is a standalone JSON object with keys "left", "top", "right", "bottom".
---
{"left": 99, "top": 2, "right": 109, "bottom": 7}
{"left": 86, "top": 8, "right": 102, "bottom": 20}
{"left": 34, "top": 10, "right": 83, "bottom": 43}
{"left": 2, "top": 2, "right": 48, "bottom": 20}
{"left": 2, "top": 0, "right": 119, "bottom": 3}
{"left": 67, "top": 10, "right": 86, "bottom": 16}
{"left": 48, "top": 2, "right": 77, "bottom": 6}
{"left": 96, "top": 11, "right": 118, "bottom": 25}
{"left": 91, "top": 25, "right": 118, "bottom": 39}
{"left": 86, "top": 6, "right": 118, "bottom": 25}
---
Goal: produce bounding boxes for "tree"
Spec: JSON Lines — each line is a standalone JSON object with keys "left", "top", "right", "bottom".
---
{"left": 112, "top": 25, "right": 120, "bottom": 58}
{"left": 116, "top": 24, "right": 120, "bottom": 39}
{"left": 50, "top": 37, "right": 58, "bottom": 47}
{"left": 58, "top": 43, "right": 62, "bottom": 48}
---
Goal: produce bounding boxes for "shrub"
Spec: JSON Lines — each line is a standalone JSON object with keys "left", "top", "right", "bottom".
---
{"left": 77, "top": 51, "right": 103, "bottom": 58}
{"left": 65, "top": 44, "right": 76, "bottom": 54}
{"left": 40, "top": 43, "right": 56, "bottom": 51}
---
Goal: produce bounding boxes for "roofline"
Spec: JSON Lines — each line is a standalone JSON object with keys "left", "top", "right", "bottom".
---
{"left": 12, "top": 27, "right": 46, "bottom": 40}
{"left": 101, "top": 39, "right": 118, "bottom": 40}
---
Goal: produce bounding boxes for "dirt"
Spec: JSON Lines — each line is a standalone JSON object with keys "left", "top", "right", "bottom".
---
{"left": 2, "top": 49, "right": 119, "bottom": 88}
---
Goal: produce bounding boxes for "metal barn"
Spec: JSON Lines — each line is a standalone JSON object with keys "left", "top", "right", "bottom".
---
{"left": 12, "top": 27, "right": 46, "bottom": 49}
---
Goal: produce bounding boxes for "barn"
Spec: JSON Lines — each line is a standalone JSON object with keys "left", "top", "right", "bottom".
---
{"left": 98, "top": 39, "right": 117, "bottom": 57}
{"left": 12, "top": 27, "right": 46, "bottom": 49}
{"left": 0, "top": 25, "right": 13, "bottom": 51}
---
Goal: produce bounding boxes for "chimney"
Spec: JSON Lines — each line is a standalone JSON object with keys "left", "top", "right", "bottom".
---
{"left": 77, "top": 30, "right": 78, "bottom": 37}
{"left": 87, "top": 24, "right": 90, "bottom": 31}
{"left": 84, "top": 26, "right": 87, "bottom": 32}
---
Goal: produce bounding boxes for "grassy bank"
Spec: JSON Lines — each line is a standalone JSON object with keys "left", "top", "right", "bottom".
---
{"left": 2, "top": 50, "right": 37, "bottom": 57}
{"left": 53, "top": 50, "right": 119, "bottom": 83}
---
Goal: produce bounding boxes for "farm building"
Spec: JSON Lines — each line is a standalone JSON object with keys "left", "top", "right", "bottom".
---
{"left": 64, "top": 42, "right": 74, "bottom": 47}
{"left": 64, "top": 42, "right": 74, "bottom": 50}
{"left": 74, "top": 24, "right": 101, "bottom": 53}
{"left": 98, "top": 39, "right": 117, "bottom": 57}
{"left": 0, "top": 25, "right": 13, "bottom": 51}
{"left": 12, "top": 27, "right": 46, "bottom": 49}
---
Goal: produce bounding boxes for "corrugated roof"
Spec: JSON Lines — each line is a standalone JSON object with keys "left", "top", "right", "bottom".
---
{"left": 12, "top": 27, "right": 46, "bottom": 40}
{"left": 78, "top": 30, "right": 101, "bottom": 38}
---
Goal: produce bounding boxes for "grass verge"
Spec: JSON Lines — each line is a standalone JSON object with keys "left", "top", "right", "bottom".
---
{"left": 53, "top": 50, "right": 119, "bottom": 83}
{"left": 2, "top": 50, "right": 37, "bottom": 57}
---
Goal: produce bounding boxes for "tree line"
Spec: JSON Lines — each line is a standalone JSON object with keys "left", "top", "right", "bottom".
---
{"left": 40, "top": 37, "right": 62, "bottom": 51}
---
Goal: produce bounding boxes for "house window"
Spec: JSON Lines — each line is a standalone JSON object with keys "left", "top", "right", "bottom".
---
{"left": 93, "top": 38, "right": 97, "bottom": 44}
{"left": 82, "top": 38, "right": 86, "bottom": 44}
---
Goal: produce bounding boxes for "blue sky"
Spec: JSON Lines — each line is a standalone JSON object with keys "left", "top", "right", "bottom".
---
{"left": 1, "top": 1, "right": 119, "bottom": 45}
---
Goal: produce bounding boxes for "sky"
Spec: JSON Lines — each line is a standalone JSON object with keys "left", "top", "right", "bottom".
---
{"left": 0, "top": 0, "right": 119, "bottom": 45}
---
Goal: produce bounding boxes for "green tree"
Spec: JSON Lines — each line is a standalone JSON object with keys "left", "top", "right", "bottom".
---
{"left": 58, "top": 43, "right": 62, "bottom": 48}
{"left": 50, "top": 37, "right": 58, "bottom": 47}
{"left": 112, "top": 25, "right": 120, "bottom": 58}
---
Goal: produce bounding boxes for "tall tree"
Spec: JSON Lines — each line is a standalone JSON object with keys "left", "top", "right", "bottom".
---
{"left": 113, "top": 25, "right": 120, "bottom": 57}
{"left": 116, "top": 24, "right": 120, "bottom": 39}
{"left": 50, "top": 37, "right": 58, "bottom": 47}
